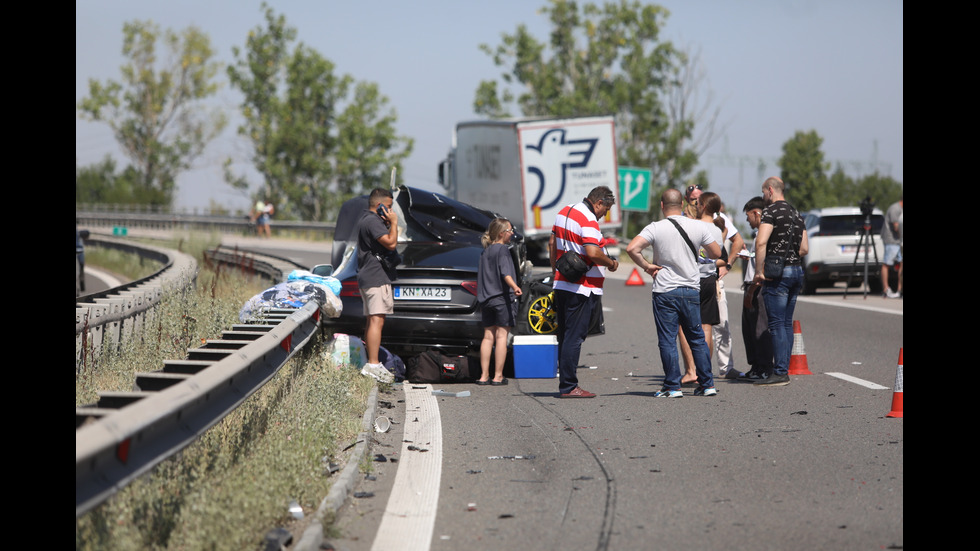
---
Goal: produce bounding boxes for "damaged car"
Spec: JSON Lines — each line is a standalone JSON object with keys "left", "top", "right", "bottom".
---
{"left": 317, "top": 185, "right": 542, "bottom": 355}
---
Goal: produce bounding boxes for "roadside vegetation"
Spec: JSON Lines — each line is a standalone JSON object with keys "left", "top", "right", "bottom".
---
{"left": 76, "top": 236, "right": 375, "bottom": 550}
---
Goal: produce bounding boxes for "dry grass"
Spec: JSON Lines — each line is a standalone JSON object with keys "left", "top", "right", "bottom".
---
{"left": 76, "top": 236, "right": 374, "bottom": 550}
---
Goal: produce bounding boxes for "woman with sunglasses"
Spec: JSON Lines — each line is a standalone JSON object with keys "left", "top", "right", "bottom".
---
{"left": 476, "top": 218, "right": 523, "bottom": 385}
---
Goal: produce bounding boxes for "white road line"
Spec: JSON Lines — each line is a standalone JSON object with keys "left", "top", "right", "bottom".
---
{"left": 825, "top": 372, "right": 889, "bottom": 390}
{"left": 371, "top": 383, "right": 442, "bottom": 551}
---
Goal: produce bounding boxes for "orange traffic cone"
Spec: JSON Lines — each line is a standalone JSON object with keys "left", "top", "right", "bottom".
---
{"left": 788, "top": 320, "right": 813, "bottom": 375}
{"left": 626, "top": 267, "right": 645, "bottom": 286}
{"left": 886, "top": 348, "right": 903, "bottom": 418}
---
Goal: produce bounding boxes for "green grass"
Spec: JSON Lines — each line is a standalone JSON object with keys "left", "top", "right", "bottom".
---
{"left": 76, "top": 236, "right": 375, "bottom": 550}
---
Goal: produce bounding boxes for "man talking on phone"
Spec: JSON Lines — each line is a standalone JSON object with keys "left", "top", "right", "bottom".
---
{"left": 356, "top": 188, "right": 399, "bottom": 383}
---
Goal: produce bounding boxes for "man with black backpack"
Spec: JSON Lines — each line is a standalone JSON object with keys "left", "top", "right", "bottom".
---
{"left": 626, "top": 188, "right": 722, "bottom": 398}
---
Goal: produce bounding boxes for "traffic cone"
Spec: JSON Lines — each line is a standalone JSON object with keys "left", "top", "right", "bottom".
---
{"left": 626, "top": 267, "right": 645, "bottom": 286}
{"left": 788, "top": 320, "right": 813, "bottom": 375}
{"left": 886, "top": 348, "right": 903, "bottom": 418}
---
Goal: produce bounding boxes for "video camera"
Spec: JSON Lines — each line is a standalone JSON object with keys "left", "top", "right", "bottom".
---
{"left": 859, "top": 196, "right": 875, "bottom": 218}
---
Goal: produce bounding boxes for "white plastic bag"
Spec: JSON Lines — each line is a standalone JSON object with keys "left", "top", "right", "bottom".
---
{"left": 327, "top": 333, "right": 366, "bottom": 368}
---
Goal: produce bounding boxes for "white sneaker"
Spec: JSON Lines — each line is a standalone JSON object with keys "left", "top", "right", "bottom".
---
{"left": 361, "top": 362, "right": 394, "bottom": 383}
{"left": 885, "top": 289, "right": 901, "bottom": 298}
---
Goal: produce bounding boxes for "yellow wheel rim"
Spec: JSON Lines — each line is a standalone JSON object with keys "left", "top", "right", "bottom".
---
{"left": 527, "top": 292, "right": 557, "bottom": 334}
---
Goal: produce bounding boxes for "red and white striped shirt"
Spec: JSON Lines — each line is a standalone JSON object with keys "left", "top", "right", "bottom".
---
{"left": 553, "top": 203, "right": 606, "bottom": 296}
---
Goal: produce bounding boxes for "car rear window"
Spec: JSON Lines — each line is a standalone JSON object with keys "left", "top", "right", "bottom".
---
{"left": 811, "top": 214, "right": 884, "bottom": 236}
{"left": 402, "top": 245, "right": 484, "bottom": 269}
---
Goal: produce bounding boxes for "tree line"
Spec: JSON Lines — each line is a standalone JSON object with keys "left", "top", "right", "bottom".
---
{"left": 76, "top": 0, "right": 900, "bottom": 223}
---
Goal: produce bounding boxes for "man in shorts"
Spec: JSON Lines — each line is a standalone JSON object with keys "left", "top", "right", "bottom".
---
{"left": 357, "top": 188, "right": 399, "bottom": 383}
{"left": 880, "top": 195, "right": 903, "bottom": 298}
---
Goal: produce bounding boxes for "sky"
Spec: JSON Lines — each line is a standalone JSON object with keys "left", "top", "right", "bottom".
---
{"left": 76, "top": 0, "right": 903, "bottom": 217}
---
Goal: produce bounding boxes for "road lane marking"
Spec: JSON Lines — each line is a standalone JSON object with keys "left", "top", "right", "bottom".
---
{"left": 372, "top": 383, "right": 441, "bottom": 551}
{"left": 825, "top": 372, "right": 889, "bottom": 389}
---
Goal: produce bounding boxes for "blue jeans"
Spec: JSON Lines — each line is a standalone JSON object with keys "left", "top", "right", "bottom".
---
{"left": 652, "top": 287, "right": 714, "bottom": 390}
{"left": 762, "top": 265, "right": 804, "bottom": 376}
{"left": 555, "top": 290, "right": 597, "bottom": 394}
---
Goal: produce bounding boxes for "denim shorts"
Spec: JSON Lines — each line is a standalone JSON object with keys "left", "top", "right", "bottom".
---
{"left": 883, "top": 244, "right": 902, "bottom": 265}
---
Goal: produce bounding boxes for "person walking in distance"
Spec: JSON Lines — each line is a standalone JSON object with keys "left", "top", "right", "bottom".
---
{"left": 752, "top": 177, "right": 808, "bottom": 387}
{"left": 549, "top": 186, "right": 619, "bottom": 398}
{"left": 356, "top": 188, "right": 399, "bottom": 384}
{"left": 736, "top": 196, "right": 774, "bottom": 382}
{"left": 626, "top": 188, "right": 723, "bottom": 398}
{"left": 476, "top": 218, "right": 523, "bottom": 386}
{"left": 880, "top": 194, "right": 903, "bottom": 298}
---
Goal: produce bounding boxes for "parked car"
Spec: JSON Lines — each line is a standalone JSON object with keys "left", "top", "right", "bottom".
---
{"left": 317, "top": 186, "right": 534, "bottom": 355}
{"left": 801, "top": 207, "right": 889, "bottom": 294}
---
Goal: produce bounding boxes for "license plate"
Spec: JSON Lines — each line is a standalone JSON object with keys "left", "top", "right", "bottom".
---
{"left": 840, "top": 245, "right": 872, "bottom": 255}
{"left": 394, "top": 286, "right": 451, "bottom": 301}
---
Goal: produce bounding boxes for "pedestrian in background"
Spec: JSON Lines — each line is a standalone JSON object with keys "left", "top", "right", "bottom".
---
{"left": 476, "top": 218, "right": 522, "bottom": 386}
{"left": 549, "top": 186, "right": 619, "bottom": 399}
{"left": 737, "top": 196, "right": 774, "bottom": 382}
{"left": 626, "top": 188, "right": 722, "bottom": 398}
{"left": 880, "top": 194, "right": 903, "bottom": 298}
{"left": 752, "top": 177, "right": 808, "bottom": 387}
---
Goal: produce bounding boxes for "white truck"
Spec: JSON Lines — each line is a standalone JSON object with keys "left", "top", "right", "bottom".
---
{"left": 438, "top": 116, "right": 621, "bottom": 263}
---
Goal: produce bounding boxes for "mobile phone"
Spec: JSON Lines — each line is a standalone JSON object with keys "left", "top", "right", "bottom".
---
{"left": 376, "top": 204, "right": 387, "bottom": 218}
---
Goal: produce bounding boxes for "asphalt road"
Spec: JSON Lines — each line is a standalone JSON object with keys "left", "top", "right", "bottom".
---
{"left": 82, "top": 232, "right": 903, "bottom": 550}
{"left": 322, "top": 266, "right": 903, "bottom": 551}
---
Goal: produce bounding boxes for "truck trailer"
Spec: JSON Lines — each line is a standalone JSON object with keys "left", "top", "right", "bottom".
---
{"left": 438, "top": 116, "right": 621, "bottom": 263}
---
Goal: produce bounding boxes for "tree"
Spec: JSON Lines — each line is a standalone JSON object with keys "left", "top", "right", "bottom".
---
{"left": 781, "top": 133, "right": 902, "bottom": 212}
{"left": 777, "top": 130, "right": 832, "bottom": 211}
{"left": 77, "top": 21, "right": 227, "bottom": 207}
{"left": 475, "top": 0, "right": 719, "bottom": 222}
{"left": 76, "top": 156, "right": 145, "bottom": 205}
{"left": 226, "top": 3, "right": 413, "bottom": 222}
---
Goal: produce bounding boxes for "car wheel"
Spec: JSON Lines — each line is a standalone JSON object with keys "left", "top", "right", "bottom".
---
{"left": 526, "top": 292, "right": 557, "bottom": 335}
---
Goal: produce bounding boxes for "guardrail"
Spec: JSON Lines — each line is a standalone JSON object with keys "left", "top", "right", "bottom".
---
{"left": 75, "top": 209, "right": 335, "bottom": 239}
{"left": 76, "top": 302, "right": 323, "bottom": 517}
{"left": 75, "top": 235, "right": 198, "bottom": 369}
{"left": 76, "top": 236, "right": 326, "bottom": 517}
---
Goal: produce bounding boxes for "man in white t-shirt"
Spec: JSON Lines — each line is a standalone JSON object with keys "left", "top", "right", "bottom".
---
{"left": 626, "top": 188, "right": 722, "bottom": 398}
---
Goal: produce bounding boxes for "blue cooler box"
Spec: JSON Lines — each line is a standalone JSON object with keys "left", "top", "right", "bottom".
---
{"left": 512, "top": 335, "right": 558, "bottom": 378}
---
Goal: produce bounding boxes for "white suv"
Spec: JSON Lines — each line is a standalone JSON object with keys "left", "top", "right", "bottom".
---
{"left": 801, "top": 207, "right": 888, "bottom": 294}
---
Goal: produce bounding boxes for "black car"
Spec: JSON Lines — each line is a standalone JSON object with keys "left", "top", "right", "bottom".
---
{"left": 318, "top": 186, "right": 536, "bottom": 355}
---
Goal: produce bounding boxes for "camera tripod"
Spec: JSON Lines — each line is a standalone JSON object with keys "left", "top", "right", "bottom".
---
{"left": 843, "top": 213, "right": 880, "bottom": 299}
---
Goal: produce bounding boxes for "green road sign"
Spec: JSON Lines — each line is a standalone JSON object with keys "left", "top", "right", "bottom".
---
{"left": 618, "top": 166, "right": 651, "bottom": 212}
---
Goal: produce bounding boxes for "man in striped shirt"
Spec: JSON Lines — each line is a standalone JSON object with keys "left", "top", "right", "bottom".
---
{"left": 549, "top": 186, "right": 620, "bottom": 398}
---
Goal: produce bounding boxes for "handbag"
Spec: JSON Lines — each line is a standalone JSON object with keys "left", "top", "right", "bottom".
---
{"left": 554, "top": 204, "right": 591, "bottom": 282}
{"left": 374, "top": 249, "right": 402, "bottom": 282}
{"left": 556, "top": 249, "right": 589, "bottom": 282}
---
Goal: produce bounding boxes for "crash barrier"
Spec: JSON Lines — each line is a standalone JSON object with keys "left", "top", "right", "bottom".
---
{"left": 204, "top": 244, "right": 305, "bottom": 285}
{"left": 76, "top": 234, "right": 198, "bottom": 370}
{"left": 76, "top": 302, "right": 322, "bottom": 517}
{"left": 75, "top": 208, "right": 335, "bottom": 240}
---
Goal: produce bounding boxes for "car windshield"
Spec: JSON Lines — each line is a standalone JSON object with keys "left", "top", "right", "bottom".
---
{"left": 811, "top": 214, "right": 884, "bottom": 236}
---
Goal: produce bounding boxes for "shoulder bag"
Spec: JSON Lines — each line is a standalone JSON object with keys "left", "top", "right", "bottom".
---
{"left": 554, "top": 204, "right": 590, "bottom": 282}
{"left": 374, "top": 249, "right": 402, "bottom": 282}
